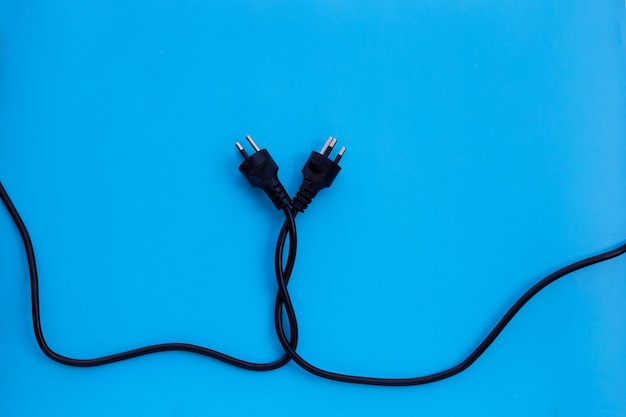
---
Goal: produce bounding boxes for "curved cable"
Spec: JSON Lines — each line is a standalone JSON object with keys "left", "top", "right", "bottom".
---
{"left": 4, "top": 175, "right": 625, "bottom": 384}
{"left": 273, "top": 219, "right": 626, "bottom": 386}
{"left": 0, "top": 181, "right": 298, "bottom": 370}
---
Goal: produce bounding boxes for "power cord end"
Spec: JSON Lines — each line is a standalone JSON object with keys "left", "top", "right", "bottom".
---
{"left": 292, "top": 137, "right": 345, "bottom": 213}
{"left": 236, "top": 135, "right": 291, "bottom": 210}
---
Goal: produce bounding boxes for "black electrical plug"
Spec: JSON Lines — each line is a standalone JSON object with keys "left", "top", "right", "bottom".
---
{"left": 292, "top": 137, "right": 346, "bottom": 213}
{"left": 236, "top": 135, "right": 291, "bottom": 210}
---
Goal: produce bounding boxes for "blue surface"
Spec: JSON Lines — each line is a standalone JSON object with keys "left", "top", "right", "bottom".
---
{"left": 1, "top": 1, "right": 625, "bottom": 416}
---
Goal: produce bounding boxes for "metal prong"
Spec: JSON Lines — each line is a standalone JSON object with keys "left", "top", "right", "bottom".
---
{"left": 245, "top": 135, "right": 260, "bottom": 152}
{"left": 324, "top": 137, "right": 337, "bottom": 157}
{"left": 333, "top": 146, "right": 346, "bottom": 163}
{"left": 235, "top": 142, "right": 249, "bottom": 159}
{"left": 320, "top": 137, "right": 335, "bottom": 157}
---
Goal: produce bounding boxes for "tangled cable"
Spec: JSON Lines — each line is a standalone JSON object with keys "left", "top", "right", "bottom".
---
{"left": 1, "top": 135, "right": 625, "bottom": 386}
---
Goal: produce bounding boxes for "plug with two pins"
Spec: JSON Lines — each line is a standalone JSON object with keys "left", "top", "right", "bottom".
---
{"left": 236, "top": 135, "right": 291, "bottom": 210}
{"left": 292, "top": 137, "right": 346, "bottom": 213}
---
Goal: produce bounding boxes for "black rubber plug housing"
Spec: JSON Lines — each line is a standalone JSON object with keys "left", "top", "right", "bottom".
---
{"left": 236, "top": 136, "right": 291, "bottom": 210}
{"left": 293, "top": 137, "right": 345, "bottom": 213}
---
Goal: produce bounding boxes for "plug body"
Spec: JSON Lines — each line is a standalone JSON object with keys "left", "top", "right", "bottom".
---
{"left": 236, "top": 136, "right": 291, "bottom": 210}
{"left": 293, "top": 137, "right": 345, "bottom": 213}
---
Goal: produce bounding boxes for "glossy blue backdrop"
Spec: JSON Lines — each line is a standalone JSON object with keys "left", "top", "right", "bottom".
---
{"left": 1, "top": 1, "right": 625, "bottom": 416}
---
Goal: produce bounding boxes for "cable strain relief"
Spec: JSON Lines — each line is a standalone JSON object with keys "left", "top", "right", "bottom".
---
{"left": 293, "top": 188, "right": 314, "bottom": 213}
{"left": 268, "top": 182, "right": 291, "bottom": 210}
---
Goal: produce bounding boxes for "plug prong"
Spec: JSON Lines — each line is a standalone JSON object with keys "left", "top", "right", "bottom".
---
{"left": 320, "top": 137, "right": 335, "bottom": 157}
{"left": 245, "top": 135, "right": 261, "bottom": 152}
{"left": 333, "top": 146, "right": 346, "bottom": 163}
{"left": 235, "top": 142, "right": 249, "bottom": 159}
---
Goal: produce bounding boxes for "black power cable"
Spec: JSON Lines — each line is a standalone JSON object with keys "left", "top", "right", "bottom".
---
{"left": 0, "top": 149, "right": 300, "bottom": 369}
{"left": 2, "top": 135, "right": 625, "bottom": 388}
{"left": 274, "top": 228, "right": 626, "bottom": 385}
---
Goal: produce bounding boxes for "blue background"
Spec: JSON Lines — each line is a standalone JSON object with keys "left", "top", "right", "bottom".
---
{"left": 1, "top": 1, "right": 625, "bottom": 416}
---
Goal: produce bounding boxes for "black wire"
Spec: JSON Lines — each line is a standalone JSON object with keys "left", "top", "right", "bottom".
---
{"left": 4, "top": 176, "right": 625, "bottom": 384}
{"left": 273, "top": 217, "right": 626, "bottom": 386}
{"left": 0, "top": 181, "right": 299, "bottom": 370}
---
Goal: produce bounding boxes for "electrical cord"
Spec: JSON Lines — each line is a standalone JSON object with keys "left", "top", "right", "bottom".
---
{"left": 2, "top": 134, "right": 625, "bottom": 388}
{"left": 274, "top": 229, "right": 626, "bottom": 385}
{"left": 270, "top": 137, "right": 626, "bottom": 386}
{"left": 0, "top": 136, "right": 300, "bottom": 369}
